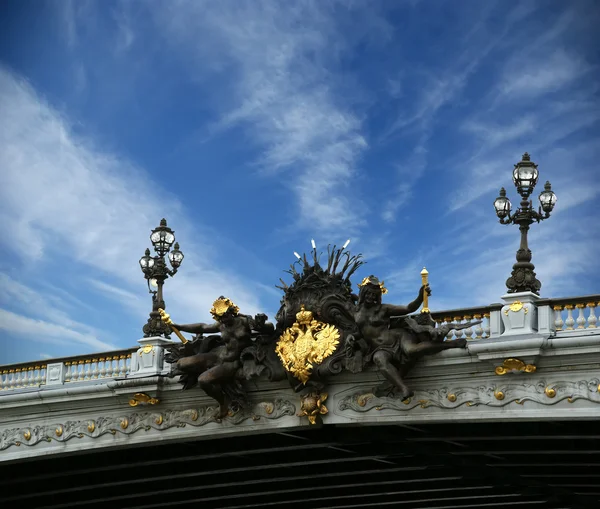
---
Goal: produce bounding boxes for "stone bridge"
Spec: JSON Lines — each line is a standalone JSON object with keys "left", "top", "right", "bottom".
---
{"left": 1, "top": 292, "right": 599, "bottom": 509}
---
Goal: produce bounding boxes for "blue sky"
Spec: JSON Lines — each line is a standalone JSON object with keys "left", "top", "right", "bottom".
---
{"left": 0, "top": 0, "right": 599, "bottom": 364}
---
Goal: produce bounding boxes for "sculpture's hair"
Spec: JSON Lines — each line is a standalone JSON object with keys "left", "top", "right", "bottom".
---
{"left": 357, "top": 283, "right": 383, "bottom": 306}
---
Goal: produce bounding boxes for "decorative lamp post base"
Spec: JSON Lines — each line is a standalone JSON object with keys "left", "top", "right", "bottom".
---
{"left": 143, "top": 311, "right": 172, "bottom": 338}
{"left": 506, "top": 262, "right": 542, "bottom": 295}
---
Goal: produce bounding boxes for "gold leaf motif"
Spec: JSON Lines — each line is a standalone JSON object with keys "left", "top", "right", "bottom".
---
{"left": 545, "top": 387, "right": 556, "bottom": 398}
{"left": 447, "top": 393, "right": 457, "bottom": 403}
{"left": 210, "top": 297, "right": 240, "bottom": 320}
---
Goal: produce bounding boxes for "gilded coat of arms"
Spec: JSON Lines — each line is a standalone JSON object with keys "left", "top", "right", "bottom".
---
{"left": 275, "top": 305, "right": 340, "bottom": 384}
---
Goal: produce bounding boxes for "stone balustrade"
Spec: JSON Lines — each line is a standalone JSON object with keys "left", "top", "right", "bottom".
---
{"left": 430, "top": 304, "right": 503, "bottom": 340}
{"left": 0, "top": 348, "right": 137, "bottom": 392}
{"left": 536, "top": 295, "right": 600, "bottom": 331}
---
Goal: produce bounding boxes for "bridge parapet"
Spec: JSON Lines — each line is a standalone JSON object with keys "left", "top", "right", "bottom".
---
{"left": 1, "top": 292, "right": 599, "bottom": 463}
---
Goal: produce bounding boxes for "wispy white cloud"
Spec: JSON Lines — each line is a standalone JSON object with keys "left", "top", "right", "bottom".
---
{"left": 0, "top": 66, "right": 270, "bottom": 350}
{"left": 499, "top": 49, "right": 594, "bottom": 99}
{"left": 154, "top": 0, "right": 386, "bottom": 237}
{"left": 0, "top": 309, "right": 114, "bottom": 352}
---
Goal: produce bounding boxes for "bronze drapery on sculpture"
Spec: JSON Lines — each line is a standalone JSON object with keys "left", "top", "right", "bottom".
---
{"left": 159, "top": 245, "right": 479, "bottom": 423}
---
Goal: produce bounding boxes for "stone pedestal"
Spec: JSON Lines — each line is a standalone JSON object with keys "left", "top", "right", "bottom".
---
{"left": 500, "top": 292, "right": 539, "bottom": 337}
{"left": 129, "top": 336, "right": 174, "bottom": 377}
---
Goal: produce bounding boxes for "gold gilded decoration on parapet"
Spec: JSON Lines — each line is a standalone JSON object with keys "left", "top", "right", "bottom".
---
{"left": 210, "top": 297, "right": 240, "bottom": 320}
{"left": 129, "top": 392, "right": 160, "bottom": 407}
{"left": 140, "top": 345, "right": 154, "bottom": 355}
{"left": 495, "top": 358, "right": 537, "bottom": 376}
{"left": 504, "top": 301, "right": 529, "bottom": 315}
{"left": 275, "top": 305, "right": 340, "bottom": 384}
{"left": 0, "top": 399, "right": 296, "bottom": 451}
{"left": 337, "top": 379, "right": 600, "bottom": 414}
{"left": 298, "top": 391, "right": 328, "bottom": 425}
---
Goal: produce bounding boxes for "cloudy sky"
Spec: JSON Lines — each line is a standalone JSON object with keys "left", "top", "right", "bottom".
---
{"left": 0, "top": 0, "right": 598, "bottom": 364}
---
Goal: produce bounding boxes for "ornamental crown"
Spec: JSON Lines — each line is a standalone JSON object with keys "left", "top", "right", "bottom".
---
{"left": 357, "top": 275, "right": 388, "bottom": 294}
{"left": 295, "top": 305, "right": 313, "bottom": 325}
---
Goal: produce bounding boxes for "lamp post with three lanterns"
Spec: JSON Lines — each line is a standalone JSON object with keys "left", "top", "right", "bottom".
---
{"left": 139, "top": 219, "right": 184, "bottom": 337}
{"left": 493, "top": 153, "right": 557, "bottom": 295}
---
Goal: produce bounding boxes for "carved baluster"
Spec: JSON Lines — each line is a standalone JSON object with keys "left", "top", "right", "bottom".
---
{"left": 463, "top": 315, "right": 474, "bottom": 340}
{"left": 587, "top": 303, "right": 597, "bottom": 329}
{"left": 91, "top": 359, "right": 99, "bottom": 379}
{"left": 98, "top": 358, "right": 106, "bottom": 379}
{"left": 564, "top": 305, "right": 575, "bottom": 330}
{"left": 112, "top": 356, "right": 120, "bottom": 377}
{"left": 119, "top": 355, "right": 127, "bottom": 377}
{"left": 72, "top": 361, "right": 81, "bottom": 382}
{"left": 34, "top": 365, "right": 42, "bottom": 385}
{"left": 483, "top": 313, "right": 491, "bottom": 338}
{"left": 575, "top": 303, "right": 587, "bottom": 329}
{"left": 26, "top": 367, "right": 33, "bottom": 386}
{"left": 473, "top": 314, "right": 483, "bottom": 339}
{"left": 64, "top": 362, "right": 72, "bottom": 382}
{"left": 0, "top": 370, "right": 6, "bottom": 390}
{"left": 553, "top": 305, "right": 564, "bottom": 331}
{"left": 14, "top": 368, "right": 23, "bottom": 388}
{"left": 8, "top": 370, "right": 16, "bottom": 389}
{"left": 453, "top": 316, "right": 463, "bottom": 340}
{"left": 105, "top": 358, "right": 113, "bottom": 377}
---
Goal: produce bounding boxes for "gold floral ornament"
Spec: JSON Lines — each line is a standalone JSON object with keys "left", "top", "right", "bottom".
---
{"left": 298, "top": 391, "right": 328, "bottom": 425}
{"left": 357, "top": 276, "right": 388, "bottom": 295}
{"left": 210, "top": 297, "right": 240, "bottom": 321}
{"left": 275, "top": 305, "right": 340, "bottom": 384}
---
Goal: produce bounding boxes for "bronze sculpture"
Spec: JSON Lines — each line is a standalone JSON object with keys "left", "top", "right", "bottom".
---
{"left": 158, "top": 245, "right": 479, "bottom": 421}
{"left": 162, "top": 296, "right": 274, "bottom": 417}
{"left": 352, "top": 276, "right": 476, "bottom": 400}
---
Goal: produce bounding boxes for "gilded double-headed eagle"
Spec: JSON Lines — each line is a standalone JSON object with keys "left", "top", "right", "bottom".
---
{"left": 275, "top": 305, "right": 340, "bottom": 384}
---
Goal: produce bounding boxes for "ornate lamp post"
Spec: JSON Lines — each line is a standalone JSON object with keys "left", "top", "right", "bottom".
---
{"left": 139, "top": 219, "right": 184, "bottom": 337}
{"left": 493, "top": 153, "right": 557, "bottom": 295}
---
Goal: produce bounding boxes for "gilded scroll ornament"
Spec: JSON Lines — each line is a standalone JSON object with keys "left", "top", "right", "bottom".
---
{"left": 129, "top": 393, "right": 160, "bottom": 407}
{"left": 495, "top": 358, "right": 536, "bottom": 376}
{"left": 504, "top": 301, "right": 529, "bottom": 315}
{"left": 337, "top": 378, "right": 600, "bottom": 414}
{"left": 0, "top": 399, "right": 295, "bottom": 451}
{"left": 275, "top": 305, "right": 340, "bottom": 384}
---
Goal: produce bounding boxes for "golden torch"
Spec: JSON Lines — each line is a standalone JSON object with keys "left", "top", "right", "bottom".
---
{"left": 158, "top": 308, "right": 188, "bottom": 344}
{"left": 420, "top": 267, "right": 430, "bottom": 313}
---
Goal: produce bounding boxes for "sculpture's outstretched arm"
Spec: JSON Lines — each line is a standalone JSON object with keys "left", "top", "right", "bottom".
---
{"left": 382, "top": 285, "right": 430, "bottom": 317}
{"left": 172, "top": 321, "right": 220, "bottom": 334}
